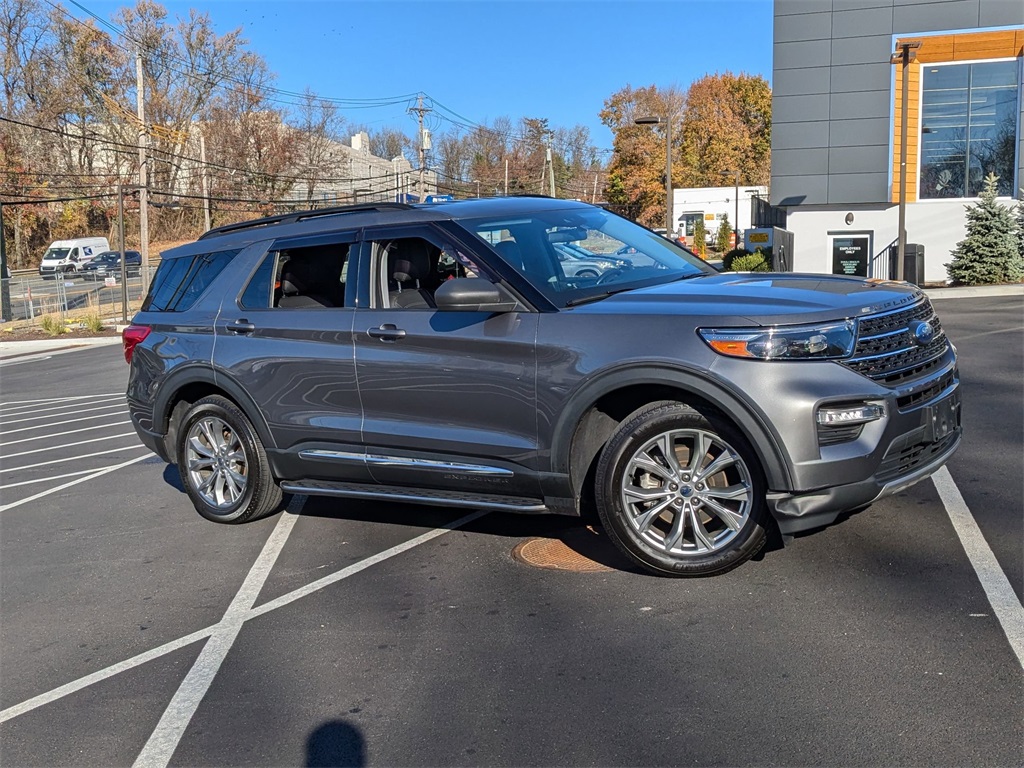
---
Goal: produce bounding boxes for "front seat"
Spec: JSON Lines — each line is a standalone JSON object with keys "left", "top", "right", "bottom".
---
{"left": 388, "top": 241, "right": 436, "bottom": 309}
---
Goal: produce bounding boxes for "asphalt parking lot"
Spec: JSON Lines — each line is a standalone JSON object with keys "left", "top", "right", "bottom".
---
{"left": 0, "top": 293, "right": 1021, "bottom": 767}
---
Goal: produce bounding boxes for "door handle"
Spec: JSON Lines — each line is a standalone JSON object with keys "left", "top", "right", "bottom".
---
{"left": 225, "top": 319, "right": 256, "bottom": 335}
{"left": 367, "top": 323, "right": 406, "bottom": 341}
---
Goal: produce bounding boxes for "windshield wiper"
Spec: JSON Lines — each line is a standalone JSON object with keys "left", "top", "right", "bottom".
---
{"left": 565, "top": 287, "right": 634, "bottom": 307}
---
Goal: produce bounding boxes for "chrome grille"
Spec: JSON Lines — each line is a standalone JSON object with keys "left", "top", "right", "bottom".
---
{"left": 842, "top": 299, "right": 949, "bottom": 384}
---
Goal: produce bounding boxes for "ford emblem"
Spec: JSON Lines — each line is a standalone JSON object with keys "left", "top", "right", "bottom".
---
{"left": 910, "top": 320, "right": 935, "bottom": 346}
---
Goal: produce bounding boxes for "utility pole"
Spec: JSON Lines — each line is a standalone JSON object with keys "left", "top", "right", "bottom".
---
{"left": 199, "top": 131, "right": 211, "bottom": 232}
{"left": 408, "top": 96, "right": 431, "bottom": 202}
{"left": 135, "top": 50, "right": 150, "bottom": 288}
{"left": 592, "top": 173, "right": 599, "bottom": 204}
{"left": 0, "top": 201, "right": 11, "bottom": 322}
{"left": 546, "top": 146, "right": 555, "bottom": 198}
{"left": 117, "top": 183, "right": 128, "bottom": 324}
{"left": 504, "top": 158, "right": 508, "bottom": 196}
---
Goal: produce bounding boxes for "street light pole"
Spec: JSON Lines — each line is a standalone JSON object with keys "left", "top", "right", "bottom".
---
{"left": 634, "top": 115, "right": 673, "bottom": 235}
{"left": 721, "top": 169, "right": 740, "bottom": 249}
{"left": 891, "top": 40, "right": 921, "bottom": 281}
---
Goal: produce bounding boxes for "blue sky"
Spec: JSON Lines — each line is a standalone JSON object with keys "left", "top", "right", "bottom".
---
{"left": 82, "top": 0, "right": 775, "bottom": 151}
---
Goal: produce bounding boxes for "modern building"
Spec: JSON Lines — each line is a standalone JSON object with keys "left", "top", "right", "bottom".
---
{"left": 771, "top": 0, "right": 1023, "bottom": 283}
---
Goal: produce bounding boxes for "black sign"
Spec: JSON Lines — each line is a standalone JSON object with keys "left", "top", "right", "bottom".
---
{"left": 832, "top": 237, "right": 868, "bottom": 277}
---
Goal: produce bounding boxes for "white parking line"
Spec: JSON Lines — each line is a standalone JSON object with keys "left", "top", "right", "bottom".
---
{"left": 2, "top": 445, "right": 152, "bottom": 473}
{"left": 0, "top": 509, "right": 487, "bottom": 727}
{"left": 1, "top": 458, "right": 150, "bottom": 489}
{"left": 0, "top": 393, "right": 122, "bottom": 411}
{"left": 1, "top": 400, "right": 126, "bottom": 426}
{"left": 1, "top": 407, "right": 130, "bottom": 436}
{"left": 3, "top": 432, "right": 139, "bottom": 460}
{"left": 133, "top": 503, "right": 301, "bottom": 768}
{"left": 0, "top": 454, "right": 150, "bottom": 512}
{"left": 933, "top": 467, "right": 1024, "bottom": 669}
{"left": 0, "top": 420, "right": 132, "bottom": 447}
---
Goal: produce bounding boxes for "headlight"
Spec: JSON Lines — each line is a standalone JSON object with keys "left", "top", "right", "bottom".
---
{"left": 698, "top": 320, "right": 856, "bottom": 360}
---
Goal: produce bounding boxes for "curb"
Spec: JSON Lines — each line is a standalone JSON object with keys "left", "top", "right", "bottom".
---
{"left": 923, "top": 284, "right": 1023, "bottom": 300}
{"left": 0, "top": 336, "right": 122, "bottom": 360}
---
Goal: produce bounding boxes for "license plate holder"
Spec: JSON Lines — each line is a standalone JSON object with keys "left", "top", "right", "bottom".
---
{"left": 927, "top": 395, "right": 959, "bottom": 442}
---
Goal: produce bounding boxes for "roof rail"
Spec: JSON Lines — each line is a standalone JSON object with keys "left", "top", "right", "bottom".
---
{"left": 197, "top": 202, "right": 415, "bottom": 241}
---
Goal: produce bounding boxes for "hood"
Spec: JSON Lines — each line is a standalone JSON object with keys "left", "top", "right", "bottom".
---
{"left": 575, "top": 272, "right": 924, "bottom": 325}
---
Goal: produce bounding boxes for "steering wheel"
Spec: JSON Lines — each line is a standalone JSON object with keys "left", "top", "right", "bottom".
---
{"left": 596, "top": 268, "right": 626, "bottom": 285}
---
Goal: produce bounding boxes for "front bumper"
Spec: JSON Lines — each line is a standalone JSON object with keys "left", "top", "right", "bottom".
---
{"left": 767, "top": 426, "right": 961, "bottom": 534}
{"left": 765, "top": 369, "right": 962, "bottom": 534}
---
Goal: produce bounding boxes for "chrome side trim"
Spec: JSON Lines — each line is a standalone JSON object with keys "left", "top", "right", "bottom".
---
{"left": 298, "top": 449, "right": 514, "bottom": 477}
{"left": 298, "top": 450, "right": 365, "bottom": 463}
{"left": 364, "top": 454, "right": 513, "bottom": 476}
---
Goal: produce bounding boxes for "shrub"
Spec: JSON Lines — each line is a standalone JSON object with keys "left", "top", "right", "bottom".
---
{"left": 946, "top": 173, "right": 1023, "bottom": 285}
{"left": 693, "top": 218, "right": 707, "bottom": 257}
{"left": 40, "top": 315, "right": 68, "bottom": 336}
{"left": 722, "top": 248, "right": 751, "bottom": 271}
{"left": 84, "top": 314, "right": 105, "bottom": 332}
{"left": 730, "top": 252, "right": 771, "bottom": 272}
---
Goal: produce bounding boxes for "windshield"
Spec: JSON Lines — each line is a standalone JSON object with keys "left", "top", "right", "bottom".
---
{"left": 42, "top": 248, "right": 70, "bottom": 261}
{"left": 463, "top": 206, "right": 711, "bottom": 307}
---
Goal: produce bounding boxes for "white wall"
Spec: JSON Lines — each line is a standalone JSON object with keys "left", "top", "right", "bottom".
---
{"left": 672, "top": 186, "right": 768, "bottom": 235}
{"left": 784, "top": 198, "right": 997, "bottom": 284}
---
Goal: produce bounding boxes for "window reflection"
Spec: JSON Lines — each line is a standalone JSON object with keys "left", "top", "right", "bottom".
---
{"left": 919, "top": 60, "right": 1019, "bottom": 199}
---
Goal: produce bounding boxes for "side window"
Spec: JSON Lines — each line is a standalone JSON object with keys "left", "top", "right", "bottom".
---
{"left": 239, "top": 252, "right": 277, "bottom": 309}
{"left": 368, "top": 232, "right": 491, "bottom": 310}
{"left": 143, "top": 250, "right": 237, "bottom": 312}
{"left": 274, "top": 242, "right": 350, "bottom": 309}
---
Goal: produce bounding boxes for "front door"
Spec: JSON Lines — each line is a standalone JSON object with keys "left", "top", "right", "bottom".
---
{"left": 351, "top": 224, "right": 541, "bottom": 497}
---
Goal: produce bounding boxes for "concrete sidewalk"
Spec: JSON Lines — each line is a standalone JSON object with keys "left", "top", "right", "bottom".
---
{"left": 0, "top": 336, "right": 122, "bottom": 360}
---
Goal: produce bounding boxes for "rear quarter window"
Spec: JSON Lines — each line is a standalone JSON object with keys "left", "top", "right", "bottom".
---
{"left": 143, "top": 250, "right": 238, "bottom": 312}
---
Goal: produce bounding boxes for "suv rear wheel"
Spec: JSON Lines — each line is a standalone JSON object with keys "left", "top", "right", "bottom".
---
{"left": 595, "top": 402, "right": 768, "bottom": 577}
{"left": 176, "top": 395, "right": 282, "bottom": 523}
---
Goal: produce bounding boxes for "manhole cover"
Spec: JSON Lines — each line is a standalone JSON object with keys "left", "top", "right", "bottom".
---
{"left": 512, "top": 527, "right": 616, "bottom": 572}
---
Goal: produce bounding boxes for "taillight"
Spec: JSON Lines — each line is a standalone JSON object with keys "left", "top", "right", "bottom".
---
{"left": 122, "top": 324, "right": 151, "bottom": 364}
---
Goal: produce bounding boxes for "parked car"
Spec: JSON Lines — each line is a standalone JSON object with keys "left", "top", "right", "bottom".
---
{"left": 124, "top": 197, "right": 960, "bottom": 577}
{"left": 552, "top": 243, "right": 630, "bottom": 278}
{"left": 81, "top": 250, "right": 143, "bottom": 280}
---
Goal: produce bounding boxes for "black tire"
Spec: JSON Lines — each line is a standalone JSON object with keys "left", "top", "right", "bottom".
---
{"left": 175, "top": 395, "right": 282, "bottom": 524}
{"left": 594, "top": 402, "right": 768, "bottom": 577}
{"left": 576, "top": 269, "right": 599, "bottom": 278}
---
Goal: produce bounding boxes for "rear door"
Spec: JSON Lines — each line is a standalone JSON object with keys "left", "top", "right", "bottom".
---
{"left": 351, "top": 223, "right": 542, "bottom": 497}
{"left": 213, "top": 231, "right": 370, "bottom": 483}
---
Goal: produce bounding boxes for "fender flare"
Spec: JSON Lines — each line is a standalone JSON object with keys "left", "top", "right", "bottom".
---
{"left": 153, "top": 365, "right": 278, "bottom": 452}
{"left": 549, "top": 364, "right": 794, "bottom": 492}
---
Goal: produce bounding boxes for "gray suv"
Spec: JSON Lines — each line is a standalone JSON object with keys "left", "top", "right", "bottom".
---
{"left": 124, "top": 197, "right": 961, "bottom": 577}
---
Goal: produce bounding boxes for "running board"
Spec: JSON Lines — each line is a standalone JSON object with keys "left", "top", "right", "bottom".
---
{"left": 279, "top": 479, "right": 549, "bottom": 513}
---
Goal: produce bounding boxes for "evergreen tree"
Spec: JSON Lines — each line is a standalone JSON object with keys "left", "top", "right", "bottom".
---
{"left": 1017, "top": 188, "right": 1024, "bottom": 265}
{"left": 946, "top": 174, "right": 1023, "bottom": 285}
{"left": 715, "top": 214, "right": 732, "bottom": 252}
{"left": 694, "top": 217, "right": 707, "bottom": 257}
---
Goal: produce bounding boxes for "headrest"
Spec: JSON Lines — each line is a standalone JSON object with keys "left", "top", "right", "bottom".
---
{"left": 389, "top": 240, "right": 432, "bottom": 282}
{"left": 494, "top": 240, "right": 522, "bottom": 264}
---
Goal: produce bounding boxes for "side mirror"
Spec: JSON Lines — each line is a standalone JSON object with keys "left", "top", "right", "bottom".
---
{"left": 434, "top": 278, "right": 521, "bottom": 313}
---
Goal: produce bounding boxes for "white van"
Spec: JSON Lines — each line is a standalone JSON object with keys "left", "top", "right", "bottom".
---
{"left": 38, "top": 237, "right": 111, "bottom": 279}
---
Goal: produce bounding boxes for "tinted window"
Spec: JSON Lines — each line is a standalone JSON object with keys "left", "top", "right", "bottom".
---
{"left": 240, "top": 253, "right": 277, "bottom": 309}
{"left": 143, "top": 250, "right": 237, "bottom": 312}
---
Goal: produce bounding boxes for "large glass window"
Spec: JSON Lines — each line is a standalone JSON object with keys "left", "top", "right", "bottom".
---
{"left": 920, "top": 60, "right": 1020, "bottom": 199}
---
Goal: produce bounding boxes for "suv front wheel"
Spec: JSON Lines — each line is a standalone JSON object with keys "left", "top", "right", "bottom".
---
{"left": 176, "top": 395, "right": 283, "bottom": 523}
{"left": 595, "top": 402, "right": 768, "bottom": 577}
